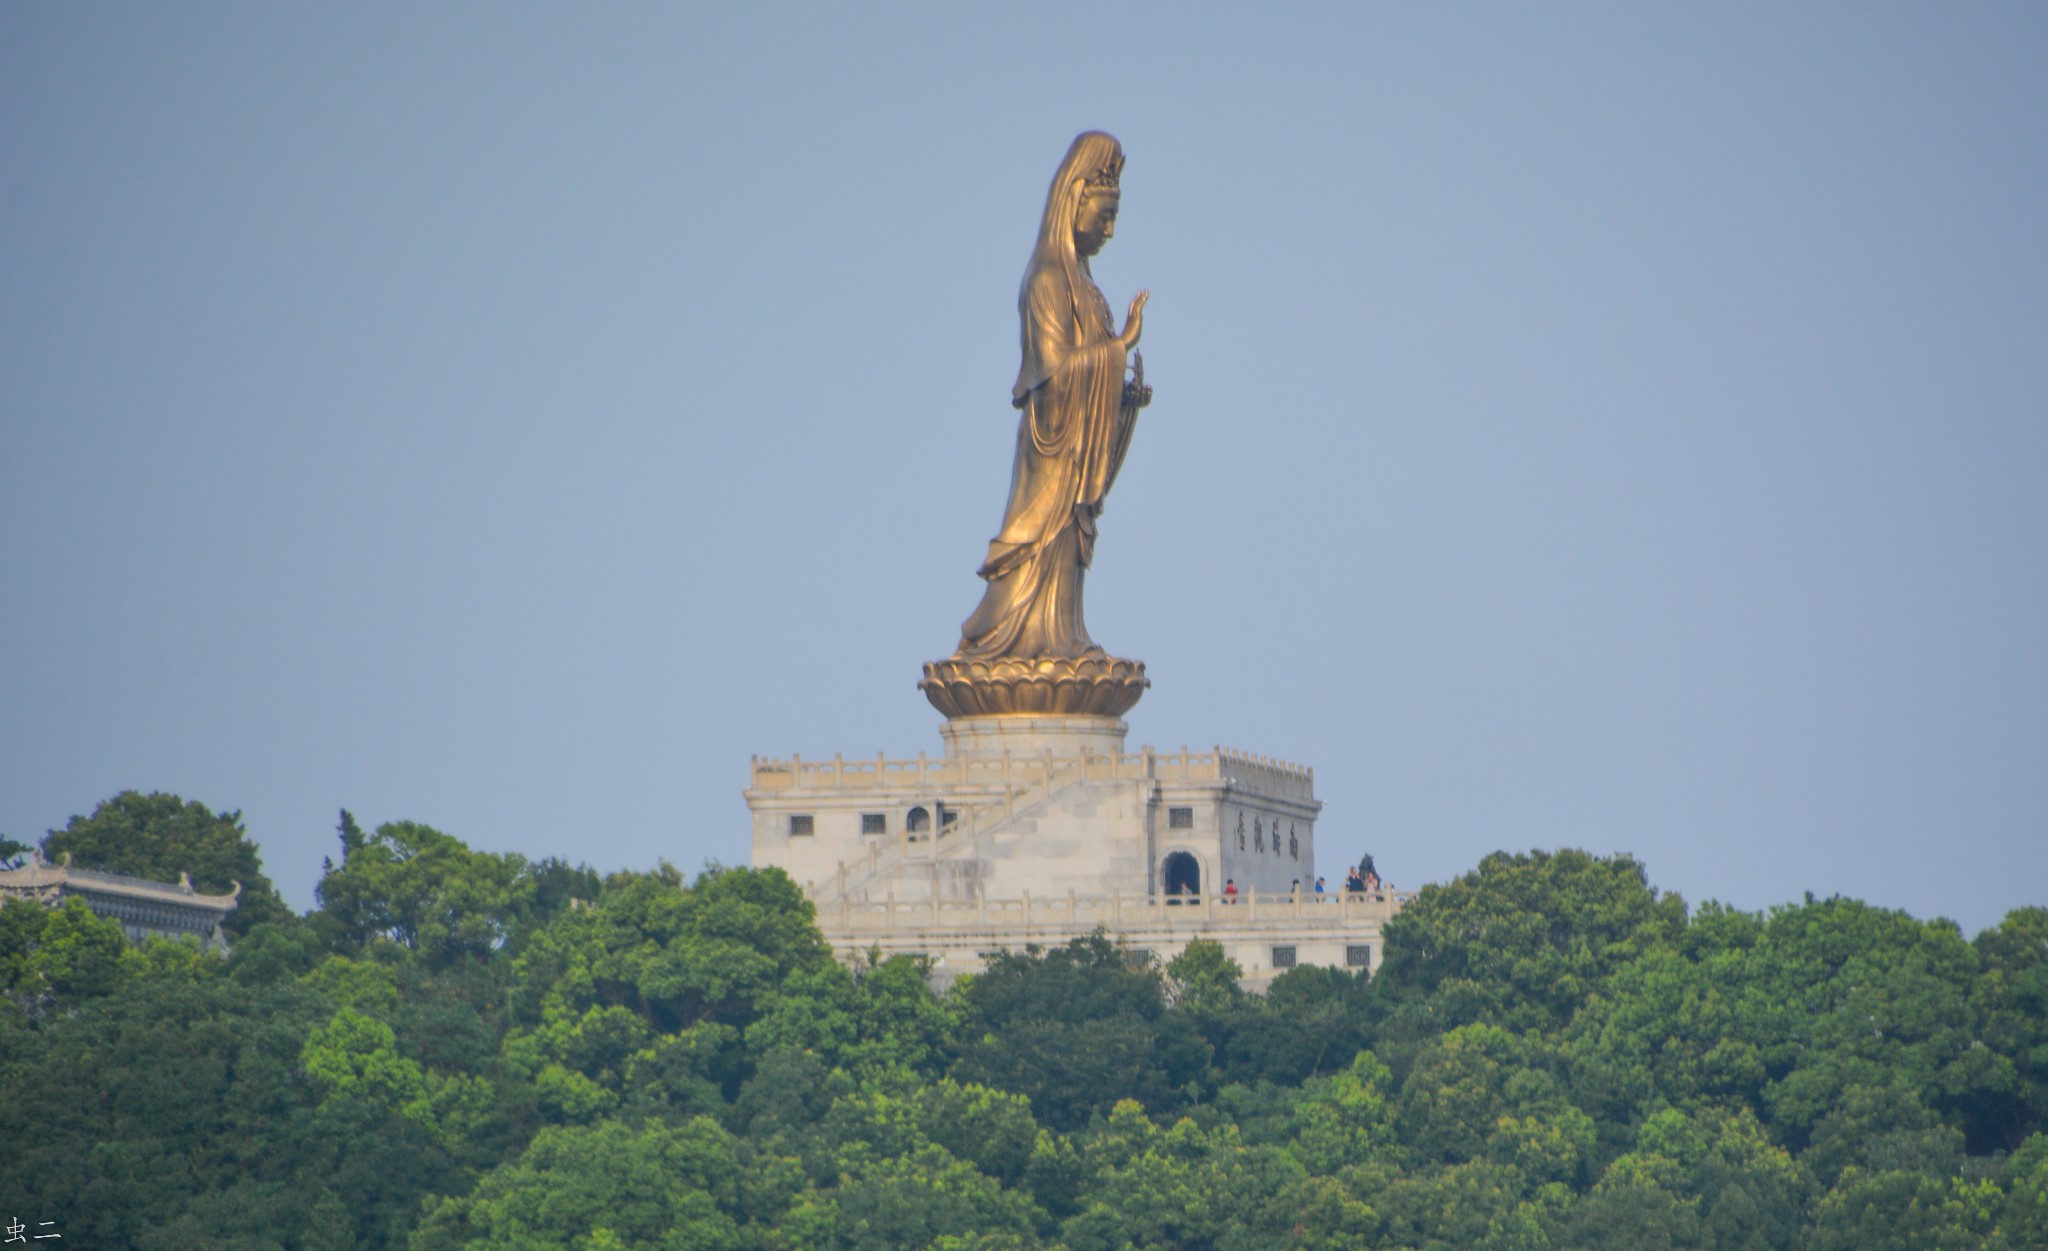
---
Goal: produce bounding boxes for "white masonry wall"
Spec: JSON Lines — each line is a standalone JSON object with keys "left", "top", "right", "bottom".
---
{"left": 747, "top": 740, "right": 1323, "bottom": 907}
{"left": 741, "top": 725, "right": 1399, "bottom": 986}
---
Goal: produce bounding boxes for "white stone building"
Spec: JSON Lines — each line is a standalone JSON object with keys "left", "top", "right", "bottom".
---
{"left": 748, "top": 715, "right": 1406, "bottom": 987}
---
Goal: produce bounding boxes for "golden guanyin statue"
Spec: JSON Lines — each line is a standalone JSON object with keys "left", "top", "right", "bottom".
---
{"left": 921, "top": 132, "right": 1153, "bottom": 720}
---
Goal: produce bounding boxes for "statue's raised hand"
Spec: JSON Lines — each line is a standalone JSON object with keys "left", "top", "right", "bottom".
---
{"left": 1118, "top": 290, "right": 1149, "bottom": 351}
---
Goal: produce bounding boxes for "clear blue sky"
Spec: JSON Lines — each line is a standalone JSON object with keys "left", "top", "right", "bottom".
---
{"left": 4, "top": 5, "right": 2043, "bottom": 934}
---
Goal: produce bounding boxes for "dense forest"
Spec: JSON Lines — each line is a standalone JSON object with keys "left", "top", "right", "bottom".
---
{"left": 3, "top": 791, "right": 2045, "bottom": 1250}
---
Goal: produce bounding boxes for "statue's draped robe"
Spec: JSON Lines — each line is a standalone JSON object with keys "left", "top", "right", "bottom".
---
{"left": 957, "top": 257, "right": 1138, "bottom": 660}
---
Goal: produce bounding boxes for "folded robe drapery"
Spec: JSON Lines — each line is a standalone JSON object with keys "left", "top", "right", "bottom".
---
{"left": 957, "top": 253, "right": 1138, "bottom": 661}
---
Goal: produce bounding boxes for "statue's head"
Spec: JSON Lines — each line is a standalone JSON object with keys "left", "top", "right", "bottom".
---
{"left": 1073, "top": 143, "right": 1123, "bottom": 258}
{"left": 1075, "top": 180, "right": 1120, "bottom": 258}
{"left": 1035, "top": 131, "right": 1125, "bottom": 265}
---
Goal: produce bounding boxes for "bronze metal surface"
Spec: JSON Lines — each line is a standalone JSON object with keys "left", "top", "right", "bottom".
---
{"left": 920, "top": 655, "right": 1149, "bottom": 719}
{"left": 921, "top": 131, "right": 1154, "bottom": 720}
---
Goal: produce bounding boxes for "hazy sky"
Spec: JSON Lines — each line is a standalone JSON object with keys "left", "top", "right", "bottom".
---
{"left": 4, "top": 5, "right": 2043, "bottom": 935}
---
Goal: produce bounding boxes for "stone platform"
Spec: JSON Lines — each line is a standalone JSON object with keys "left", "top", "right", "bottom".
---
{"left": 746, "top": 713, "right": 1401, "bottom": 984}
{"left": 812, "top": 887, "right": 1411, "bottom": 989}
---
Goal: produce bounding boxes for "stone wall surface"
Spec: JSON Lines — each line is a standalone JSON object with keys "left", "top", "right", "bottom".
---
{"left": 747, "top": 715, "right": 1398, "bottom": 985}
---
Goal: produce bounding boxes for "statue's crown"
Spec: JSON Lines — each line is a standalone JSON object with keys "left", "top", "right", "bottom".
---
{"left": 1083, "top": 154, "right": 1123, "bottom": 197}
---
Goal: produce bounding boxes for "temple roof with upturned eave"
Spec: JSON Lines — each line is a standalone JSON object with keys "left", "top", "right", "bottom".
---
{"left": 0, "top": 850, "right": 241, "bottom": 913}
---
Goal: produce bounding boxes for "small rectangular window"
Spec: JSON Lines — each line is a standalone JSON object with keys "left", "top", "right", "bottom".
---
{"left": 788, "top": 814, "right": 814, "bottom": 836}
{"left": 861, "top": 813, "right": 886, "bottom": 835}
{"left": 1271, "top": 945, "right": 1297, "bottom": 969}
{"left": 1168, "top": 806, "right": 1193, "bottom": 829}
{"left": 938, "top": 804, "right": 958, "bottom": 827}
{"left": 1346, "top": 944, "right": 1371, "bottom": 968}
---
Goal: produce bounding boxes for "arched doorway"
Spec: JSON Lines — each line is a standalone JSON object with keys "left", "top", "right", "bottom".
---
{"left": 1161, "top": 851, "right": 1200, "bottom": 902}
{"left": 906, "top": 806, "right": 931, "bottom": 833}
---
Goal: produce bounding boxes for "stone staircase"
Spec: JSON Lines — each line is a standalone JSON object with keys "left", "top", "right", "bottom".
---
{"left": 822, "top": 754, "right": 1103, "bottom": 903}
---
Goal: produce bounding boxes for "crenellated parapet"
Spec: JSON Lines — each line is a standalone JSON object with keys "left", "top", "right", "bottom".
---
{"left": 1214, "top": 747, "right": 1315, "bottom": 799}
{"left": 751, "top": 743, "right": 1313, "bottom": 801}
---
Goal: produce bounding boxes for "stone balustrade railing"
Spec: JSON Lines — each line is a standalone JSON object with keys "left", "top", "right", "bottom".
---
{"left": 751, "top": 745, "right": 1314, "bottom": 799}
{"left": 811, "top": 888, "right": 1414, "bottom": 937}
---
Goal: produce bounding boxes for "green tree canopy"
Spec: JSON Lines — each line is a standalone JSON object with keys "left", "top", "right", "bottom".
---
{"left": 952, "top": 933, "right": 1208, "bottom": 1132}
{"left": 1974, "top": 907, "right": 2048, "bottom": 1149}
{"left": 7, "top": 804, "right": 2046, "bottom": 1251}
{"left": 314, "top": 813, "right": 535, "bottom": 967}
{"left": 1373, "top": 849, "right": 1688, "bottom": 1043}
{"left": 410, "top": 1117, "right": 755, "bottom": 1251}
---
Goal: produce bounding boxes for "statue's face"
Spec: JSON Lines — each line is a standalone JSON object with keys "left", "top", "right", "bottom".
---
{"left": 1074, "top": 192, "right": 1119, "bottom": 257}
